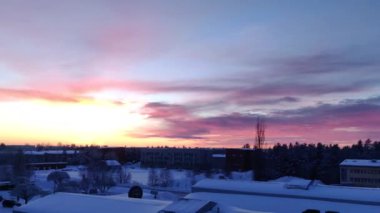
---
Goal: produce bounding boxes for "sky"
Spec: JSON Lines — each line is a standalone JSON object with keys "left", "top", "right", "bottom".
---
{"left": 0, "top": 0, "right": 379, "bottom": 147}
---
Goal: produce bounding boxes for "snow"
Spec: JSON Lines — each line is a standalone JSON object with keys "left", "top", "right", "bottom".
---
{"left": 159, "top": 198, "right": 215, "bottom": 213}
{"left": 104, "top": 160, "right": 121, "bottom": 166}
{"left": 212, "top": 154, "right": 226, "bottom": 158}
{"left": 107, "top": 187, "right": 180, "bottom": 201}
{"left": 13, "top": 193, "right": 171, "bottom": 213}
{"left": 31, "top": 167, "right": 83, "bottom": 191}
{"left": 272, "top": 176, "right": 323, "bottom": 185}
{"left": 124, "top": 166, "right": 194, "bottom": 192}
{"left": 230, "top": 171, "right": 253, "bottom": 181}
{"left": 0, "top": 190, "right": 13, "bottom": 213}
{"left": 192, "top": 179, "right": 380, "bottom": 205}
{"left": 187, "top": 192, "right": 380, "bottom": 213}
{"left": 340, "top": 159, "right": 380, "bottom": 167}
{"left": 24, "top": 150, "right": 76, "bottom": 155}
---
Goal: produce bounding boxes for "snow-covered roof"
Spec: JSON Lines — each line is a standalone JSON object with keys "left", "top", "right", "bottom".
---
{"left": 187, "top": 192, "right": 380, "bottom": 213}
{"left": 24, "top": 150, "right": 76, "bottom": 155}
{"left": 272, "top": 176, "right": 323, "bottom": 184}
{"left": 192, "top": 179, "right": 380, "bottom": 206}
{"left": 105, "top": 160, "right": 121, "bottom": 166}
{"left": 340, "top": 159, "right": 380, "bottom": 167}
{"left": 14, "top": 193, "right": 170, "bottom": 213}
{"left": 158, "top": 198, "right": 216, "bottom": 213}
{"left": 212, "top": 154, "right": 226, "bottom": 158}
{"left": 271, "top": 176, "right": 324, "bottom": 189}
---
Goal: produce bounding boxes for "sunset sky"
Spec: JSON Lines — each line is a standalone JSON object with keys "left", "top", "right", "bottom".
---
{"left": 0, "top": 0, "right": 379, "bottom": 147}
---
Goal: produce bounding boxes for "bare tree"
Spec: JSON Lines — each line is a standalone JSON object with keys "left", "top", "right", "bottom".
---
{"left": 255, "top": 116, "right": 266, "bottom": 149}
{"left": 125, "top": 171, "right": 132, "bottom": 184}
{"left": 47, "top": 171, "right": 70, "bottom": 193}
{"left": 11, "top": 182, "right": 40, "bottom": 204}
{"left": 159, "top": 169, "right": 173, "bottom": 187}
{"left": 148, "top": 169, "right": 159, "bottom": 187}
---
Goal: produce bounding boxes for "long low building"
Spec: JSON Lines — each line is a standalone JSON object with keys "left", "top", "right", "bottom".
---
{"left": 190, "top": 179, "right": 380, "bottom": 213}
{"left": 13, "top": 193, "right": 171, "bottom": 213}
{"left": 13, "top": 192, "right": 261, "bottom": 213}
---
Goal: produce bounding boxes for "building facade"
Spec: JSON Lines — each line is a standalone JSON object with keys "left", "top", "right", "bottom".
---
{"left": 140, "top": 148, "right": 224, "bottom": 170}
{"left": 340, "top": 159, "right": 380, "bottom": 187}
{"left": 225, "top": 148, "right": 254, "bottom": 172}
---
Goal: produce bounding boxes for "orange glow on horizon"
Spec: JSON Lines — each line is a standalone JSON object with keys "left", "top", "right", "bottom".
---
{"left": 0, "top": 99, "right": 149, "bottom": 146}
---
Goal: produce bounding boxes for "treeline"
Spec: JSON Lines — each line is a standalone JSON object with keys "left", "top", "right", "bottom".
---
{"left": 257, "top": 139, "right": 380, "bottom": 184}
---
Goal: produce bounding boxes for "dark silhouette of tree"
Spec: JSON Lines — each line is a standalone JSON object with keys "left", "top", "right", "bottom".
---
{"left": 260, "top": 139, "right": 380, "bottom": 184}
{"left": 11, "top": 150, "right": 32, "bottom": 184}
{"left": 253, "top": 116, "right": 266, "bottom": 181}
{"left": 242, "top": 143, "right": 250, "bottom": 149}
{"left": 159, "top": 169, "right": 173, "bottom": 187}
{"left": 255, "top": 116, "right": 266, "bottom": 149}
{"left": 47, "top": 171, "right": 70, "bottom": 192}
{"left": 11, "top": 182, "right": 40, "bottom": 204}
{"left": 128, "top": 185, "right": 143, "bottom": 198}
{"left": 148, "top": 169, "right": 159, "bottom": 187}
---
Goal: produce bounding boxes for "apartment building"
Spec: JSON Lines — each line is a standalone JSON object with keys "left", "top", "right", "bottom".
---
{"left": 140, "top": 148, "right": 224, "bottom": 170}
{"left": 340, "top": 159, "right": 380, "bottom": 187}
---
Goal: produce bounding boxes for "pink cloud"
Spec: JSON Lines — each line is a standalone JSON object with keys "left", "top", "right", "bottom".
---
{"left": 0, "top": 88, "right": 80, "bottom": 102}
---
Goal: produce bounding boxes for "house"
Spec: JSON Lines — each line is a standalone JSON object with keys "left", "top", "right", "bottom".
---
{"left": 340, "top": 159, "right": 380, "bottom": 187}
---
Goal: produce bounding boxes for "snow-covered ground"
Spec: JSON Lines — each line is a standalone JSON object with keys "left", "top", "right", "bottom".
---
{"left": 125, "top": 164, "right": 253, "bottom": 191}
{"left": 1, "top": 164, "right": 254, "bottom": 212}
{"left": 31, "top": 166, "right": 83, "bottom": 192}
{"left": 0, "top": 190, "right": 13, "bottom": 213}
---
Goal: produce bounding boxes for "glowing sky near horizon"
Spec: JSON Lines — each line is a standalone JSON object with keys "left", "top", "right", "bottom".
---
{"left": 0, "top": 0, "right": 379, "bottom": 147}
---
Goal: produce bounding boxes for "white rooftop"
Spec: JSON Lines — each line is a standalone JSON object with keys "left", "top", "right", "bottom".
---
{"left": 212, "top": 154, "right": 226, "bottom": 158}
{"left": 14, "top": 193, "right": 170, "bottom": 213}
{"left": 105, "top": 160, "right": 121, "bottom": 166}
{"left": 340, "top": 159, "right": 380, "bottom": 167}
{"left": 187, "top": 192, "right": 380, "bottom": 213}
{"left": 190, "top": 179, "right": 380, "bottom": 213}
{"left": 193, "top": 179, "right": 380, "bottom": 205}
{"left": 158, "top": 198, "right": 215, "bottom": 213}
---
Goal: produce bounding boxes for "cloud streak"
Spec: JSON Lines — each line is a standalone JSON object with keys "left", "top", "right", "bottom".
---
{"left": 136, "top": 96, "right": 380, "bottom": 145}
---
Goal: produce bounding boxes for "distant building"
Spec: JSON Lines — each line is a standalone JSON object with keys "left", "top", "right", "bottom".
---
{"left": 225, "top": 149, "right": 254, "bottom": 172}
{"left": 99, "top": 147, "right": 141, "bottom": 164}
{"left": 26, "top": 162, "right": 67, "bottom": 170}
{"left": 140, "top": 148, "right": 224, "bottom": 170}
{"left": 211, "top": 154, "right": 226, "bottom": 171}
{"left": 340, "top": 159, "right": 380, "bottom": 187}
{"left": 24, "top": 150, "right": 78, "bottom": 164}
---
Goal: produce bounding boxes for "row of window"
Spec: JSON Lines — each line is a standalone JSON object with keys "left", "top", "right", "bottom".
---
{"left": 349, "top": 168, "right": 380, "bottom": 174}
{"left": 350, "top": 177, "right": 380, "bottom": 183}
